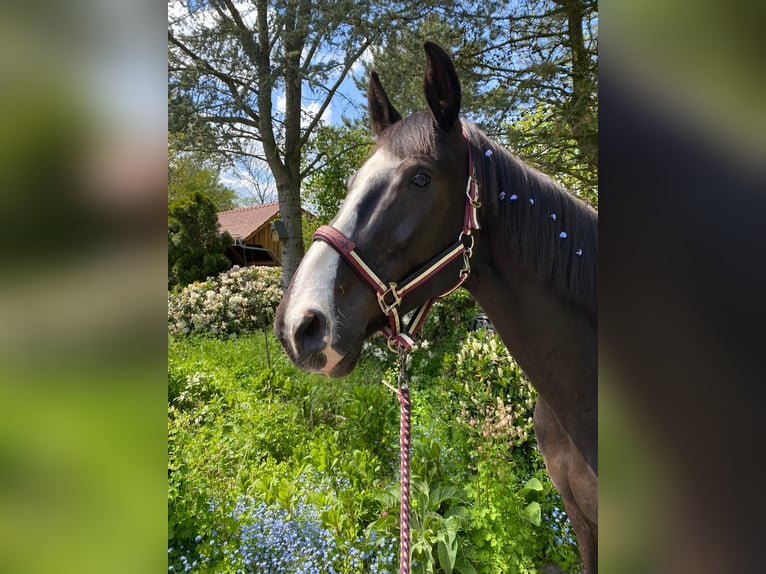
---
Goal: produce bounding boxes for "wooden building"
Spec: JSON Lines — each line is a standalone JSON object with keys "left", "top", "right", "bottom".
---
{"left": 217, "top": 202, "right": 286, "bottom": 267}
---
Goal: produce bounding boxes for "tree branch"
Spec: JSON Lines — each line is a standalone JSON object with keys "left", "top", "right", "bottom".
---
{"left": 298, "top": 36, "right": 375, "bottom": 150}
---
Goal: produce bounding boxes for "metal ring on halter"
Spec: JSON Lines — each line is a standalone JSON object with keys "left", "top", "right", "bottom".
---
{"left": 377, "top": 282, "right": 402, "bottom": 314}
{"left": 458, "top": 231, "right": 475, "bottom": 254}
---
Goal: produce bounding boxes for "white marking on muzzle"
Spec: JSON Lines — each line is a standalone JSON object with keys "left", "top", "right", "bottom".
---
{"left": 320, "top": 345, "right": 345, "bottom": 375}
{"left": 286, "top": 148, "right": 399, "bottom": 372}
{"left": 285, "top": 241, "right": 339, "bottom": 359}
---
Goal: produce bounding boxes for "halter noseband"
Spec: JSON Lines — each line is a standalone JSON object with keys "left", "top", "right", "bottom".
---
{"left": 312, "top": 128, "right": 481, "bottom": 351}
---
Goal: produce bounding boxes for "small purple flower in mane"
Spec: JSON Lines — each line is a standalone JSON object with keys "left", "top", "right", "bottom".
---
{"left": 529, "top": 198, "right": 535, "bottom": 206}
{"left": 499, "top": 191, "right": 506, "bottom": 200}
{"left": 576, "top": 248, "right": 583, "bottom": 256}
{"left": 559, "top": 231, "right": 567, "bottom": 239}
{"left": 484, "top": 149, "right": 493, "bottom": 158}
{"left": 510, "top": 194, "right": 518, "bottom": 201}
{"left": 550, "top": 213, "right": 557, "bottom": 221}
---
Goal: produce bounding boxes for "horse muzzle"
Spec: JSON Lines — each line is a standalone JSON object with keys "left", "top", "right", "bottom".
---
{"left": 274, "top": 303, "right": 361, "bottom": 377}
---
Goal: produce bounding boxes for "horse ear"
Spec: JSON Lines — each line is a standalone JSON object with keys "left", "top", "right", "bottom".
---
{"left": 423, "top": 41, "right": 461, "bottom": 131}
{"left": 367, "top": 71, "right": 402, "bottom": 135}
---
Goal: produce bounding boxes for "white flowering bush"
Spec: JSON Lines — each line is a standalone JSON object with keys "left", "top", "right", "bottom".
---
{"left": 168, "top": 266, "right": 282, "bottom": 338}
{"left": 453, "top": 331, "right": 537, "bottom": 451}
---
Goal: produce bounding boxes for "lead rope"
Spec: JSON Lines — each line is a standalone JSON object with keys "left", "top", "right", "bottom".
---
{"left": 382, "top": 347, "right": 412, "bottom": 574}
{"left": 397, "top": 348, "right": 412, "bottom": 574}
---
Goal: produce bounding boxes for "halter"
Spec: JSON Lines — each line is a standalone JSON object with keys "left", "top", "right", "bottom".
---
{"left": 313, "top": 128, "right": 481, "bottom": 351}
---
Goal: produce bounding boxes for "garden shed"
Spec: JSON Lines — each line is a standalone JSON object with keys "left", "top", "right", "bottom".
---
{"left": 217, "top": 202, "right": 286, "bottom": 267}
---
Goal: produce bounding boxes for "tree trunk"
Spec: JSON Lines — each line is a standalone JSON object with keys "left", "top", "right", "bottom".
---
{"left": 275, "top": 176, "right": 304, "bottom": 286}
{"left": 562, "top": 0, "right": 598, "bottom": 170}
{"left": 252, "top": 0, "right": 306, "bottom": 286}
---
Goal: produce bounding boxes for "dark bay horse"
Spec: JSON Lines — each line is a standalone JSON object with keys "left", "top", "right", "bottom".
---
{"left": 275, "top": 42, "right": 597, "bottom": 572}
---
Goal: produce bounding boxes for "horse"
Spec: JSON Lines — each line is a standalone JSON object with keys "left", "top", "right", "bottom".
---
{"left": 274, "top": 42, "right": 597, "bottom": 573}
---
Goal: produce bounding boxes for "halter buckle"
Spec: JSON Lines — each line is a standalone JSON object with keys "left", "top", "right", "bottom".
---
{"left": 387, "top": 337, "right": 406, "bottom": 354}
{"left": 467, "top": 175, "right": 481, "bottom": 208}
{"left": 378, "top": 282, "right": 402, "bottom": 314}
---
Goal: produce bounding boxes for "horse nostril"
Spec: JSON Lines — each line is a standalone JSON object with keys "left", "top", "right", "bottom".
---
{"left": 294, "top": 308, "right": 328, "bottom": 353}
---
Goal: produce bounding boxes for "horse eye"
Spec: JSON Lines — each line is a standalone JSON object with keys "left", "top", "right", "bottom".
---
{"left": 411, "top": 171, "right": 431, "bottom": 188}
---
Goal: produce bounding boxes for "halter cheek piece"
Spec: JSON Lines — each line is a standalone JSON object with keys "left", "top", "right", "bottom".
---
{"left": 313, "top": 128, "right": 481, "bottom": 351}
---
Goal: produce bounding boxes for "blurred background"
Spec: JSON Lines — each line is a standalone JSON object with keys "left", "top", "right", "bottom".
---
{"left": 0, "top": 0, "right": 166, "bottom": 572}
{"left": 0, "top": 0, "right": 764, "bottom": 572}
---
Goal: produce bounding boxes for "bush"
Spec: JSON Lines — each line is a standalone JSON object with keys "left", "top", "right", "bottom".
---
{"left": 168, "top": 191, "right": 233, "bottom": 289}
{"left": 168, "top": 266, "right": 282, "bottom": 338}
{"left": 453, "top": 331, "right": 537, "bottom": 454}
{"left": 419, "top": 288, "right": 483, "bottom": 347}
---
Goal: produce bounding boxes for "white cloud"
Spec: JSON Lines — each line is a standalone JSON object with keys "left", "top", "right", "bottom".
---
{"left": 303, "top": 100, "right": 332, "bottom": 126}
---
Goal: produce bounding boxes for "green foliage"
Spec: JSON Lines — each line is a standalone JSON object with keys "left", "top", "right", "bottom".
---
{"left": 419, "top": 289, "right": 483, "bottom": 351}
{"left": 168, "top": 333, "right": 402, "bottom": 571}
{"left": 168, "top": 323, "right": 581, "bottom": 574}
{"left": 168, "top": 191, "right": 233, "bottom": 289}
{"left": 466, "top": 456, "right": 581, "bottom": 574}
{"left": 449, "top": 331, "right": 537, "bottom": 464}
{"left": 361, "top": 13, "right": 485, "bottom": 118}
{"left": 303, "top": 123, "right": 373, "bottom": 225}
{"left": 168, "top": 150, "right": 237, "bottom": 211}
{"left": 505, "top": 103, "right": 598, "bottom": 205}
{"left": 302, "top": 208, "right": 322, "bottom": 255}
{"left": 367, "top": 438, "right": 477, "bottom": 574}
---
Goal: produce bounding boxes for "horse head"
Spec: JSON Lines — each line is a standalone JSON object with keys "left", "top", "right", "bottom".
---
{"left": 274, "top": 42, "right": 474, "bottom": 376}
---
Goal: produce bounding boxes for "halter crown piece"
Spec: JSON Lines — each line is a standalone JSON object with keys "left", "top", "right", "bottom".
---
{"left": 313, "top": 127, "right": 481, "bottom": 352}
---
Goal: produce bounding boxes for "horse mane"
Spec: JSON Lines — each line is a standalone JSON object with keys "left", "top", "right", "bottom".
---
{"left": 377, "top": 113, "right": 597, "bottom": 317}
{"left": 463, "top": 122, "right": 598, "bottom": 317}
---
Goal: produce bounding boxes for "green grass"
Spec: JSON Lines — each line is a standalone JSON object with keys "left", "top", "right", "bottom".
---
{"left": 168, "top": 330, "right": 581, "bottom": 574}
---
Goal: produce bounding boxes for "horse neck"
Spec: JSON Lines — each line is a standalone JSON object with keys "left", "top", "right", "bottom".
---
{"left": 465, "top": 240, "right": 597, "bottom": 467}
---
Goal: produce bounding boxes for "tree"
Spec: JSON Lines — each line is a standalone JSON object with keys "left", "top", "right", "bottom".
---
{"left": 365, "top": 0, "right": 598, "bottom": 199}
{"left": 168, "top": 191, "right": 233, "bottom": 289}
{"left": 168, "top": 0, "right": 410, "bottom": 284}
{"left": 169, "top": 152, "right": 238, "bottom": 211}
{"left": 475, "top": 0, "right": 598, "bottom": 194}
{"left": 356, "top": 13, "right": 485, "bottom": 118}
{"left": 302, "top": 121, "right": 372, "bottom": 225}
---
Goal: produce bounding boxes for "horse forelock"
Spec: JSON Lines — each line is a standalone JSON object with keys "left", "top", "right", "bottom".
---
{"left": 462, "top": 123, "right": 598, "bottom": 317}
{"left": 376, "top": 112, "right": 439, "bottom": 159}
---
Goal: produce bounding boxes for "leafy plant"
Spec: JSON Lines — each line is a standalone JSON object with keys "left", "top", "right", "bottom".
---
{"left": 466, "top": 460, "right": 580, "bottom": 574}
{"left": 168, "top": 191, "right": 233, "bottom": 289}
{"left": 368, "top": 438, "right": 477, "bottom": 574}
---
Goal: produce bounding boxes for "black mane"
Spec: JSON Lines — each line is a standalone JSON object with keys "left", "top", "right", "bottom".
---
{"left": 463, "top": 122, "right": 598, "bottom": 317}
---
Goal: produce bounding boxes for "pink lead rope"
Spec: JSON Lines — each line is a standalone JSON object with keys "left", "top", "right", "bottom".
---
{"left": 396, "top": 350, "right": 412, "bottom": 574}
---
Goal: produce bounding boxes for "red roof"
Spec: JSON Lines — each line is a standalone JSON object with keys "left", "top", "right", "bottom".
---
{"left": 217, "top": 202, "right": 280, "bottom": 240}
